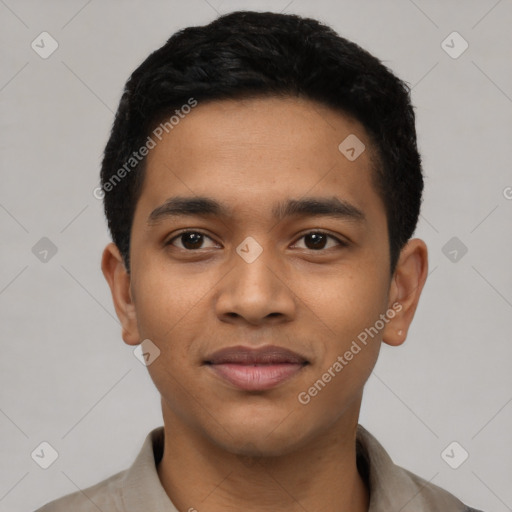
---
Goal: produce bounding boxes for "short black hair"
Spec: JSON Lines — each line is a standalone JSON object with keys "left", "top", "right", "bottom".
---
{"left": 100, "top": 10, "right": 423, "bottom": 276}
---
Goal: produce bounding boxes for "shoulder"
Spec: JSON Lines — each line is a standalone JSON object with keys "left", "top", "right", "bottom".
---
{"left": 33, "top": 468, "right": 128, "bottom": 512}
{"left": 356, "top": 424, "right": 486, "bottom": 512}
{"left": 400, "top": 466, "right": 486, "bottom": 512}
{"left": 33, "top": 427, "right": 166, "bottom": 512}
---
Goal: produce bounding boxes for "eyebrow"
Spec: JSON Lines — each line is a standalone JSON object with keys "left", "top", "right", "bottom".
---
{"left": 147, "top": 195, "right": 366, "bottom": 226}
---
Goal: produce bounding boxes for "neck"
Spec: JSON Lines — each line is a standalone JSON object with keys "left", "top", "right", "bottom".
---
{"left": 156, "top": 401, "right": 369, "bottom": 512}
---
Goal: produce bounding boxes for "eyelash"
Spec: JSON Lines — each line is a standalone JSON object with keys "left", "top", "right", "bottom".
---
{"left": 165, "top": 230, "right": 348, "bottom": 252}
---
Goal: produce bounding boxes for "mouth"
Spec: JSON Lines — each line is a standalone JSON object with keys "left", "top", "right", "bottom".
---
{"left": 204, "top": 345, "right": 309, "bottom": 391}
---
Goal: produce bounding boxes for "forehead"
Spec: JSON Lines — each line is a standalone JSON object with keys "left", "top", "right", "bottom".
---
{"left": 135, "top": 96, "right": 385, "bottom": 227}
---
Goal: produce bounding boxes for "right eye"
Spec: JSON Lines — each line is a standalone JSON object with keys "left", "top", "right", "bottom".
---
{"left": 165, "top": 230, "right": 219, "bottom": 251}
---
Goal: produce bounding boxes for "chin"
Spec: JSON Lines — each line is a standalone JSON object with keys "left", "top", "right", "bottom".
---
{"left": 206, "top": 415, "right": 313, "bottom": 458}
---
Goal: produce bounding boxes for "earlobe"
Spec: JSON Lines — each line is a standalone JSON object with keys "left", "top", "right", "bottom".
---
{"left": 383, "top": 326, "right": 407, "bottom": 347}
{"left": 382, "top": 238, "right": 428, "bottom": 347}
{"left": 381, "top": 300, "right": 408, "bottom": 347}
{"left": 101, "top": 242, "right": 141, "bottom": 346}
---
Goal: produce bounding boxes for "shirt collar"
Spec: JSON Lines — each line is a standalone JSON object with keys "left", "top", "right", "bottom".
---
{"left": 356, "top": 424, "right": 467, "bottom": 511}
{"left": 120, "top": 426, "right": 176, "bottom": 511}
{"left": 120, "top": 424, "right": 468, "bottom": 512}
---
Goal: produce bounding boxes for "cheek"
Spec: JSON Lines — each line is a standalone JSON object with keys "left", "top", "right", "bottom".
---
{"left": 295, "top": 273, "right": 386, "bottom": 415}
{"left": 296, "top": 345, "right": 378, "bottom": 433}
{"left": 300, "top": 263, "right": 388, "bottom": 345}
{"left": 133, "top": 258, "right": 210, "bottom": 340}
{"left": 295, "top": 267, "right": 388, "bottom": 403}
{"left": 132, "top": 270, "right": 201, "bottom": 408}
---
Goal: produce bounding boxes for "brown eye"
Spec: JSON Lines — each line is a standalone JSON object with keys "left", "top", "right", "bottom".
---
{"left": 166, "top": 231, "right": 217, "bottom": 250}
{"left": 294, "top": 231, "right": 347, "bottom": 251}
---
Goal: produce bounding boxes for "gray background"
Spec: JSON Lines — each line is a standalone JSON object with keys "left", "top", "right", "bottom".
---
{"left": 1, "top": 1, "right": 511, "bottom": 511}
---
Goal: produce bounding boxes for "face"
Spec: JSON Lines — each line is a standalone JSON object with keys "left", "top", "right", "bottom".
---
{"left": 102, "top": 96, "right": 427, "bottom": 457}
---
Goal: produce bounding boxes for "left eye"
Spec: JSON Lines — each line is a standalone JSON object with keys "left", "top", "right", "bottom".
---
{"left": 293, "top": 231, "right": 347, "bottom": 251}
{"left": 166, "top": 231, "right": 346, "bottom": 251}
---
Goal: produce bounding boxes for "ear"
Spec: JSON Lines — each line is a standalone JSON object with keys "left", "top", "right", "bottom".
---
{"left": 101, "top": 242, "right": 140, "bottom": 346}
{"left": 382, "top": 238, "right": 428, "bottom": 347}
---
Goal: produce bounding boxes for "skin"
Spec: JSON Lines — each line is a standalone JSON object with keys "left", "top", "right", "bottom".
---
{"left": 102, "top": 96, "right": 428, "bottom": 512}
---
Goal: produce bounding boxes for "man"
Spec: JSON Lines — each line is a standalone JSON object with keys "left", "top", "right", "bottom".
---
{"left": 35, "top": 10, "right": 484, "bottom": 512}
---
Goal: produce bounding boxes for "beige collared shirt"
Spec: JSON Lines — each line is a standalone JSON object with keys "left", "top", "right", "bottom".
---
{"left": 35, "top": 424, "right": 483, "bottom": 512}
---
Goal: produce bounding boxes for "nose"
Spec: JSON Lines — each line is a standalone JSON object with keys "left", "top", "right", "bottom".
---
{"left": 214, "top": 242, "right": 296, "bottom": 326}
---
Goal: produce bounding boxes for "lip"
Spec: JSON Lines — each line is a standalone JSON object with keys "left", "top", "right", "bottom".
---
{"left": 204, "top": 345, "right": 309, "bottom": 391}
{"left": 205, "top": 345, "right": 308, "bottom": 365}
